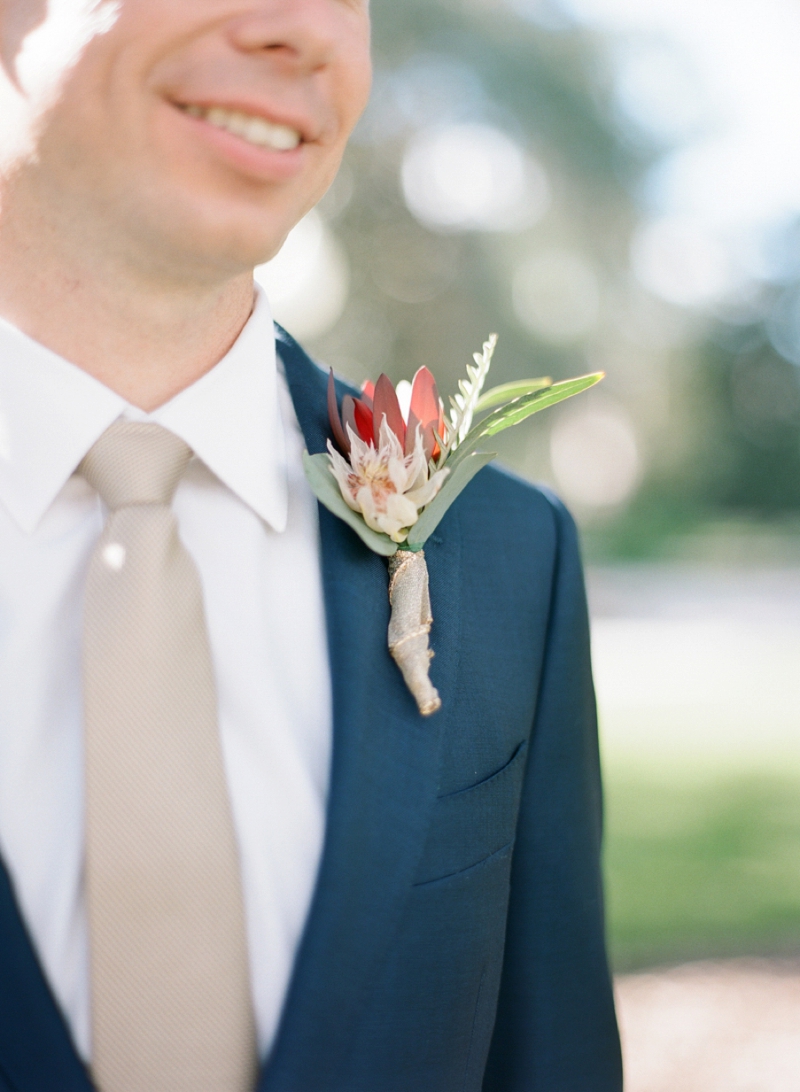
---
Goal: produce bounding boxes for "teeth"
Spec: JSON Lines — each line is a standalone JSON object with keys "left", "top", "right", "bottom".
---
{"left": 184, "top": 104, "right": 301, "bottom": 151}
{"left": 265, "top": 124, "right": 304, "bottom": 151}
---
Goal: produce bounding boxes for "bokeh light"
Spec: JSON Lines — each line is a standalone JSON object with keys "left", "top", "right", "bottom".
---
{"left": 401, "top": 123, "right": 549, "bottom": 233}
{"left": 610, "top": 38, "right": 707, "bottom": 145}
{"left": 255, "top": 212, "right": 349, "bottom": 341}
{"left": 513, "top": 248, "right": 600, "bottom": 343}
{"left": 549, "top": 399, "right": 641, "bottom": 510}
{"left": 631, "top": 216, "right": 737, "bottom": 308}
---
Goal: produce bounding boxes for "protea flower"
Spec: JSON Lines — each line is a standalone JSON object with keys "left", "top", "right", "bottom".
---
{"left": 328, "top": 366, "right": 447, "bottom": 462}
{"left": 325, "top": 369, "right": 449, "bottom": 543}
{"left": 327, "top": 368, "right": 449, "bottom": 543}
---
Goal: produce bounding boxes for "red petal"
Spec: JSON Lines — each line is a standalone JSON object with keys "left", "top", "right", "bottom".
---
{"left": 406, "top": 411, "right": 438, "bottom": 461}
{"left": 353, "top": 398, "right": 375, "bottom": 445}
{"left": 408, "top": 367, "right": 441, "bottom": 459}
{"left": 361, "top": 380, "right": 375, "bottom": 408}
{"left": 410, "top": 367, "right": 441, "bottom": 427}
{"left": 405, "top": 410, "right": 420, "bottom": 457}
{"left": 372, "top": 374, "right": 406, "bottom": 448}
{"left": 433, "top": 398, "right": 446, "bottom": 460}
{"left": 327, "top": 369, "right": 351, "bottom": 454}
{"left": 342, "top": 396, "right": 358, "bottom": 443}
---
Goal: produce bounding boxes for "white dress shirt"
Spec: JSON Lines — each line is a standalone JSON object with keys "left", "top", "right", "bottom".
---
{"left": 0, "top": 288, "right": 333, "bottom": 1062}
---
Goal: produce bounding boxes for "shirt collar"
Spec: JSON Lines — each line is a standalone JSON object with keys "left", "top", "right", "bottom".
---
{"left": 0, "top": 286, "right": 287, "bottom": 534}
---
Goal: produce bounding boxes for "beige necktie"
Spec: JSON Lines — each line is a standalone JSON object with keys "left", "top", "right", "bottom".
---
{"left": 80, "top": 421, "right": 257, "bottom": 1092}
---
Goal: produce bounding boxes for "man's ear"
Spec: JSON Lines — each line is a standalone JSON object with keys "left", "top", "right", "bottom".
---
{"left": 0, "top": 0, "right": 49, "bottom": 90}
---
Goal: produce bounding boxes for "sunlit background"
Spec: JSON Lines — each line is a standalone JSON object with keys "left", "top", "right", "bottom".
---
{"left": 258, "top": 0, "right": 800, "bottom": 1086}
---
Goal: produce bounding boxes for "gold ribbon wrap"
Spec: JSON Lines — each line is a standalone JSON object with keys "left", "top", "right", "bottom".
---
{"left": 387, "top": 550, "right": 441, "bottom": 716}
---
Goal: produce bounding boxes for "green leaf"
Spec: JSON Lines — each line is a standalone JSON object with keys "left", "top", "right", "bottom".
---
{"left": 450, "top": 373, "right": 604, "bottom": 468}
{"left": 406, "top": 451, "right": 496, "bottom": 547}
{"left": 474, "top": 377, "right": 552, "bottom": 413}
{"left": 302, "top": 451, "right": 398, "bottom": 557}
{"left": 482, "top": 373, "right": 602, "bottom": 434}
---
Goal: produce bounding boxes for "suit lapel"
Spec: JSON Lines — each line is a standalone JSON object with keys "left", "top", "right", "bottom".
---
{"left": 263, "top": 330, "right": 461, "bottom": 1085}
{"left": 0, "top": 859, "right": 94, "bottom": 1091}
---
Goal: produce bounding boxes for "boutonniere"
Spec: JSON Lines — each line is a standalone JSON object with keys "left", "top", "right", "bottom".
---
{"left": 303, "top": 335, "right": 601, "bottom": 716}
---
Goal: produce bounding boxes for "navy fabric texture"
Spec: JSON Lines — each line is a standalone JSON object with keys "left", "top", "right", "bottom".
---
{"left": 0, "top": 327, "right": 622, "bottom": 1091}
{"left": 0, "top": 861, "right": 94, "bottom": 1091}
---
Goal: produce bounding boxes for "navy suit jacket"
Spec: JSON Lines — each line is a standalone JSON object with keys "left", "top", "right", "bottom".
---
{"left": 0, "top": 328, "right": 622, "bottom": 1091}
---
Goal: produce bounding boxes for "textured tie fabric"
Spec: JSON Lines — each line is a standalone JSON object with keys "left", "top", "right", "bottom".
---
{"left": 80, "top": 421, "right": 257, "bottom": 1092}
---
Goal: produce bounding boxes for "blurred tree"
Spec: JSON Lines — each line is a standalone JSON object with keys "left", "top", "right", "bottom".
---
{"left": 678, "top": 311, "right": 800, "bottom": 514}
{"left": 298, "top": 0, "right": 800, "bottom": 559}
{"left": 313, "top": 0, "right": 639, "bottom": 379}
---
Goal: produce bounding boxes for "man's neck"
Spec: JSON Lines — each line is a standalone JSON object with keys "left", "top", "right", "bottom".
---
{"left": 0, "top": 192, "right": 256, "bottom": 413}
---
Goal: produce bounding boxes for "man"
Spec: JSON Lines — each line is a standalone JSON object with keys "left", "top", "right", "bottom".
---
{"left": 0, "top": 1, "right": 622, "bottom": 1089}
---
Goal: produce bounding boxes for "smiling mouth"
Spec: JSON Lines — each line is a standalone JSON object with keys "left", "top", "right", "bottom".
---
{"left": 180, "top": 104, "right": 302, "bottom": 152}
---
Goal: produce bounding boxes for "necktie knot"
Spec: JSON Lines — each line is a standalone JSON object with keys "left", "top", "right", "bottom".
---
{"left": 80, "top": 422, "right": 192, "bottom": 510}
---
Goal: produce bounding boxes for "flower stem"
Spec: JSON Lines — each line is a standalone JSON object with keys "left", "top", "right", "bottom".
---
{"left": 387, "top": 550, "right": 441, "bottom": 716}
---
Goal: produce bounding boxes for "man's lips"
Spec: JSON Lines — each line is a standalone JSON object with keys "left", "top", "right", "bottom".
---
{"left": 176, "top": 102, "right": 303, "bottom": 152}
{"left": 167, "top": 98, "right": 315, "bottom": 181}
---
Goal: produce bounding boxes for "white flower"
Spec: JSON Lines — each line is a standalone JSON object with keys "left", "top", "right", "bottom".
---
{"left": 328, "top": 420, "right": 449, "bottom": 543}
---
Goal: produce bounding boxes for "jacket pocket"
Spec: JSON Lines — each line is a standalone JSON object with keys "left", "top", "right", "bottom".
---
{"left": 414, "top": 740, "right": 528, "bottom": 885}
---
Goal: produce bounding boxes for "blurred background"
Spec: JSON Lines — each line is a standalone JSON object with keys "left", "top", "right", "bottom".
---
{"left": 258, "top": 0, "right": 800, "bottom": 1085}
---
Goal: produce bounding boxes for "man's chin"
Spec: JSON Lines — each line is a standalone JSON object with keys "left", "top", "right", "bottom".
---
{"left": 128, "top": 193, "right": 301, "bottom": 284}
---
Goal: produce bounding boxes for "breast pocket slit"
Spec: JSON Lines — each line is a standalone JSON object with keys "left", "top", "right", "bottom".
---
{"left": 414, "top": 740, "right": 529, "bottom": 887}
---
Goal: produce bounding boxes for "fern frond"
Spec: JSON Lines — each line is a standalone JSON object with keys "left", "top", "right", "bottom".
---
{"left": 447, "top": 334, "right": 498, "bottom": 451}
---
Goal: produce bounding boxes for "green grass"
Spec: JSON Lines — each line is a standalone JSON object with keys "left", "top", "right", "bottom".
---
{"left": 603, "top": 767, "right": 800, "bottom": 970}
